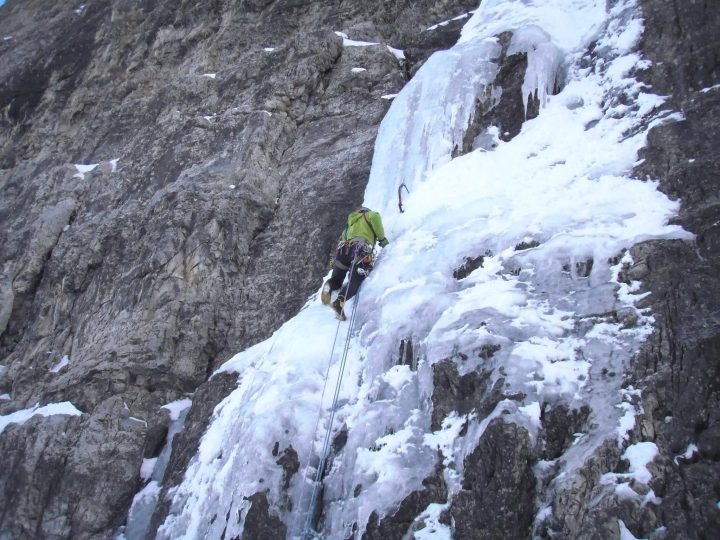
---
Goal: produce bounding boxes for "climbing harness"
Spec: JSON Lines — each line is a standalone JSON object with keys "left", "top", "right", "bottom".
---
{"left": 398, "top": 182, "right": 409, "bottom": 213}
{"left": 334, "top": 241, "right": 376, "bottom": 272}
{"left": 300, "top": 256, "right": 364, "bottom": 539}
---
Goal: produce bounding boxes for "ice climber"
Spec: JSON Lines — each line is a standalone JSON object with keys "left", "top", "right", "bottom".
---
{"left": 321, "top": 206, "right": 389, "bottom": 320}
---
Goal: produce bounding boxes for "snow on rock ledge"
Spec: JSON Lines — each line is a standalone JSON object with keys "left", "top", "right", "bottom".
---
{"left": 0, "top": 402, "right": 83, "bottom": 434}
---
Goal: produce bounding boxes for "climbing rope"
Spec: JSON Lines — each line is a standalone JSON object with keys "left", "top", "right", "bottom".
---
{"left": 300, "top": 257, "right": 364, "bottom": 539}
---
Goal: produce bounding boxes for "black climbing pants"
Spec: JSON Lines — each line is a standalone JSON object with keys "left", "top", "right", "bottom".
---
{"left": 327, "top": 243, "right": 372, "bottom": 302}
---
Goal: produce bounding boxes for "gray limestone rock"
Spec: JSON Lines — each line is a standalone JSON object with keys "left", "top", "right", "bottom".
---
{"left": 0, "top": 0, "right": 476, "bottom": 537}
{"left": 446, "top": 418, "right": 536, "bottom": 539}
{"left": 430, "top": 358, "right": 503, "bottom": 431}
{"left": 362, "top": 459, "right": 447, "bottom": 540}
{"left": 241, "top": 491, "right": 286, "bottom": 540}
{"left": 1, "top": 0, "right": 719, "bottom": 538}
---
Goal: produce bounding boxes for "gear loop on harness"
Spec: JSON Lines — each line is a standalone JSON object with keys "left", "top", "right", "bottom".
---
{"left": 334, "top": 240, "right": 375, "bottom": 270}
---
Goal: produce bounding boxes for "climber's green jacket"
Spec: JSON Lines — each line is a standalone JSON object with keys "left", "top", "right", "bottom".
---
{"left": 340, "top": 207, "right": 389, "bottom": 247}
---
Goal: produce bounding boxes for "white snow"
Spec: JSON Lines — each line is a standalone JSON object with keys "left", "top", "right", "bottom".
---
{"left": 162, "top": 398, "right": 192, "bottom": 421}
{"left": 3, "top": 36, "right": 12, "bottom": 41}
{"left": 110, "top": 158, "right": 120, "bottom": 172}
{"left": 335, "top": 31, "right": 378, "bottom": 47}
{"left": 0, "top": 394, "right": 10, "bottom": 401}
{"left": 673, "top": 442, "right": 698, "bottom": 464}
{"left": 622, "top": 441, "right": 658, "bottom": 484}
{"left": 601, "top": 442, "right": 659, "bottom": 504}
{"left": 351, "top": 67, "right": 367, "bottom": 73}
{"left": 141, "top": 458, "right": 158, "bottom": 481}
{"left": 129, "top": 416, "right": 148, "bottom": 427}
{"left": 157, "top": 1, "right": 691, "bottom": 538}
{"left": 49, "top": 355, "right": 70, "bottom": 373}
{"left": 73, "top": 163, "right": 98, "bottom": 179}
{"left": 519, "top": 401, "right": 541, "bottom": 430}
{"left": 427, "top": 12, "right": 473, "bottom": 31}
{"left": 616, "top": 386, "right": 643, "bottom": 445}
{"left": 202, "top": 73, "right": 217, "bottom": 79}
{"left": 423, "top": 412, "right": 468, "bottom": 466}
{"left": 413, "top": 503, "right": 452, "bottom": 539}
{"left": 264, "top": 47, "right": 275, "bottom": 52}
{"left": 619, "top": 520, "right": 644, "bottom": 540}
{"left": 0, "top": 402, "right": 82, "bottom": 434}
{"left": 333, "top": 32, "right": 404, "bottom": 60}
{"left": 381, "top": 94, "right": 398, "bottom": 100}
{"left": 616, "top": 402, "right": 637, "bottom": 444}
{"left": 700, "top": 83, "right": 720, "bottom": 93}
{"left": 386, "top": 46, "right": 405, "bottom": 60}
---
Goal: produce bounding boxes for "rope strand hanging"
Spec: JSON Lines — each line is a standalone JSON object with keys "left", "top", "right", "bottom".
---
{"left": 301, "top": 256, "right": 363, "bottom": 539}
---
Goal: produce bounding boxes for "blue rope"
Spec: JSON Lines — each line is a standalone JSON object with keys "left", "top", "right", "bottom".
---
{"left": 302, "top": 257, "right": 363, "bottom": 538}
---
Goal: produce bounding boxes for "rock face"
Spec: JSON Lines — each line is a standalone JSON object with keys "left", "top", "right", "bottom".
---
{"left": 625, "top": 0, "right": 720, "bottom": 536}
{"left": 1, "top": 0, "right": 719, "bottom": 539}
{"left": 447, "top": 419, "right": 536, "bottom": 540}
{"left": 0, "top": 0, "right": 476, "bottom": 537}
{"left": 505, "top": 0, "right": 720, "bottom": 537}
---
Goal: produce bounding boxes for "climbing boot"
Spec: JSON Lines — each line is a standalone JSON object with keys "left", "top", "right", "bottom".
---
{"left": 332, "top": 296, "right": 346, "bottom": 321}
{"left": 321, "top": 281, "right": 332, "bottom": 305}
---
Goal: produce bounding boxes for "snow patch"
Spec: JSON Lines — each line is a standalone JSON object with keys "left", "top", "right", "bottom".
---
{"left": 427, "top": 11, "right": 473, "bottom": 31}
{"left": 673, "top": 442, "right": 698, "bottom": 464}
{"left": 335, "top": 31, "right": 378, "bottom": 47}
{"left": 263, "top": 47, "right": 275, "bottom": 52}
{"left": 622, "top": 441, "right": 658, "bottom": 484}
{"left": 601, "top": 442, "right": 660, "bottom": 505}
{"left": 73, "top": 163, "right": 98, "bottom": 179}
{"left": 0, "top": 402, "right": 82, "bottom": 434}
{"left": 413, "top": 503, "right": 452, "bottom": 539}
{"left": 49, "top": 355, "right": 70, "bottom": 373}
{"left": 386, "top": 46, "right": 405, "bottom": 60}
{"left": 351, "top": 67, "right": 367, "bottom": 73}
{"left": 519, "top": 401, "right": 541, "bottom": 430}
{"left": 619, "top": 519, "right": 645, "bottom": 540}
{"left": 700, "top": 83, "right": 720, "bottom": 93}
{"left": 141, "top": 458, "right": 158, "bottom": 481}
{"left": 0, "top": 394, "right": 10, "bottom": 401}
{"left": 616, "top": 387, "right": 643, "bottom": 445}
{"left": 202, "top": 73, "right": 217, "bottom": 79}
{"left": 162, "top": 398, "right": 192, "bottom": 421}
